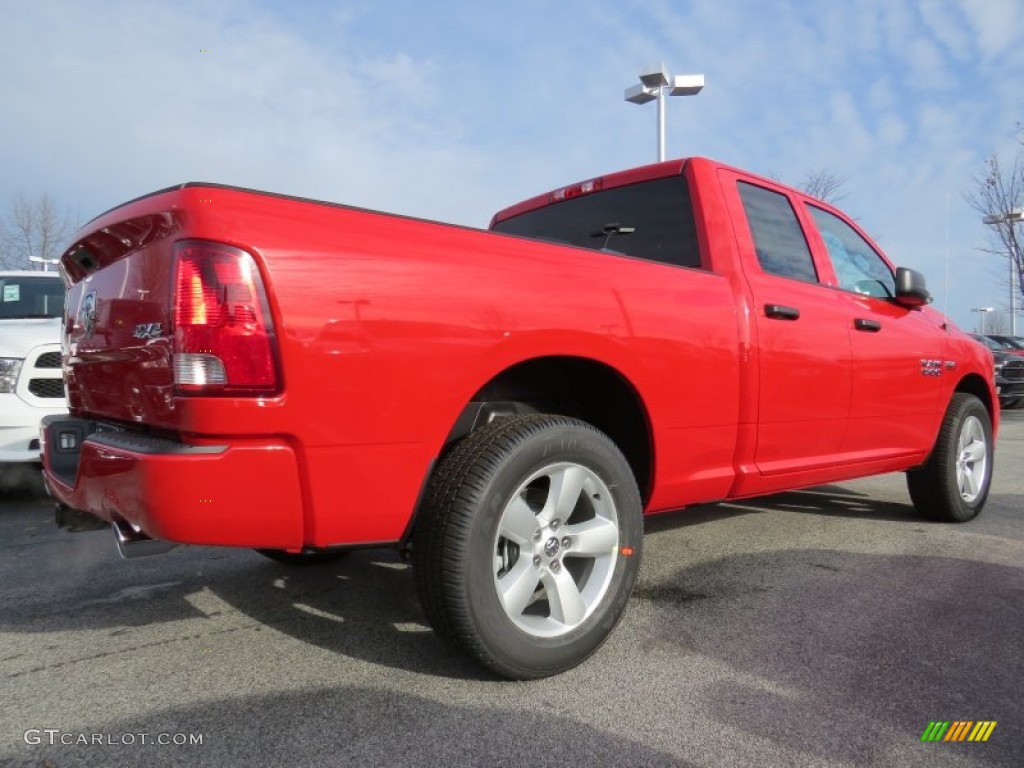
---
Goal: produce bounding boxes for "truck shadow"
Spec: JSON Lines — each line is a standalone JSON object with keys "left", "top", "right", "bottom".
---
{"left": 205, "top": 550, "right": 490, "bottom": 680}
{"left": 645, "top": 484, "right": 919, "bottom": 535}
{"left": 0, "top": 520, "right": 488, "bottom": 680}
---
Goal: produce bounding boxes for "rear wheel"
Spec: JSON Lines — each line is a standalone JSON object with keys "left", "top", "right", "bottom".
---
{"left": 413, "top": 414, "right": 642, "bottom": 680}
{"left": 907, "top": 393, "right": 993, "bottom": 522}
{"left": 254, "top": 549, "right": 349, "bottom": 566}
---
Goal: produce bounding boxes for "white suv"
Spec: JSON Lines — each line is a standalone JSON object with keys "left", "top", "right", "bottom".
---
{"left": 0, "top": 271, "right": 67, "bottom": 464}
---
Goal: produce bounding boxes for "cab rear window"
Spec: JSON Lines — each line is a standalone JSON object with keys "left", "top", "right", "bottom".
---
{"left": 492, "top": 176, "right": 703, "bottom": 269}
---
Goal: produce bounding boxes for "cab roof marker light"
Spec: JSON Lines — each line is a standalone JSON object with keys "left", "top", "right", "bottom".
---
{"left": 551, "top": 178, "right": 603, "bottom": 203}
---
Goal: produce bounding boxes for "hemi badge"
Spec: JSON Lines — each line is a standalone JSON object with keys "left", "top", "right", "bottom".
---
{"left": 944, "top": 360, "right": 956, "bottom": 369}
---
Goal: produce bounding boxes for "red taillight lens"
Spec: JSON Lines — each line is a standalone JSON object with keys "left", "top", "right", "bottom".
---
{"left": 173, "top": 241, "right": 279, "bottom": 395}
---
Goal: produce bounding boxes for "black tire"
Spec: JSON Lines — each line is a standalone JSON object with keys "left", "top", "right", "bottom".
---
{"left": 413, "top": 414, "right": 642, "bottom": 680}
{"left": 907, "top": 393, "right": 993, "bottom": 522}
{"left": 254, "top": 549, "right": 350, "bottom": 566}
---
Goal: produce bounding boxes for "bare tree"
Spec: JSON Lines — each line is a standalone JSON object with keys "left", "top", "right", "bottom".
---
{"left": 986, "top": 312, "right": 1009, "bottom": 335}
{"left": 966, "top": 128, "right": 1024, "bottom": 327}
{"left": 798, "top": 169, "right": 849, "bottom": 204}
{"left": 0, "top": 193, "right": 76, "bottom": 270}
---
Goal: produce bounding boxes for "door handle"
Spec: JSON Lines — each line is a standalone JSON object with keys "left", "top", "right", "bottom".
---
{"left": 764, "top": 304, "right": 800, "bottom": 320}
{"left": 854, "top": 318, "right": 882, "bottom": 332}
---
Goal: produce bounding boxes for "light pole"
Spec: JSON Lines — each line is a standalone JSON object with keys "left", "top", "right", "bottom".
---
{"left": 28, "top": 256, "right": 60, "bottom": 272}
{"left": 983, "top": 207, "right": 1024, "bottom": 336}
{"left": 971, "top": 306, "right": 994, "bottom": 334}
{"left": 625, "top": 63, "right": 704, "bottom": 162}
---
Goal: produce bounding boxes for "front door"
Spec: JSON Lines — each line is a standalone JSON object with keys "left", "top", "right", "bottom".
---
{"left": 803, "top": 204, "right": 944, "bottom": 458}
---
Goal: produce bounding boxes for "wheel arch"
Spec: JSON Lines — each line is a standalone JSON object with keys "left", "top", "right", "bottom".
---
{"left": 953, "top": 372, "right": 995, "bottom": 422}
{"left": 443, "top": 355, "right": 654, "bottom": 504}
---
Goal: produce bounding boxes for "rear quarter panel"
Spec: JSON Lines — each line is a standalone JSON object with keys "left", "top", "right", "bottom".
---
{"left": 192, "top": 187, "right": 742, "bottom": 543}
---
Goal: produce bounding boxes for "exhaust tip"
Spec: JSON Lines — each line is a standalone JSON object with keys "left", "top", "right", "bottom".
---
{"left": 112, "top": 519, "right": 178, "bottom": 559}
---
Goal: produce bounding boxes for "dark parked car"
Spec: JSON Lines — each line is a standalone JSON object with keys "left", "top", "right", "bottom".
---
{"left": 972, "top": 334, "right": 1024, "bottom": 408}
{"left": 985, "top": 334, "right": 1024, "bottom": 357}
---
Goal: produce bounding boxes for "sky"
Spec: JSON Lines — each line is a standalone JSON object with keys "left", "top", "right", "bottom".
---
{"left": 1, "top": 0, "right": 1022, "bottom": 331}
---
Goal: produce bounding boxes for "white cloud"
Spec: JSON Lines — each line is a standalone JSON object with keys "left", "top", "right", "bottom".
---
{"left": 957, "top": 0, "right": 1021, "bottom": 59}
{"left": 0, "top": 0, "right": 1021, "bottom": 328}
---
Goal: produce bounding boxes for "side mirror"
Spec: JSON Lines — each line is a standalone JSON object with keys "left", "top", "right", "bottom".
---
{"left": 894, "top": 267, "right": 931, "bottom": 307}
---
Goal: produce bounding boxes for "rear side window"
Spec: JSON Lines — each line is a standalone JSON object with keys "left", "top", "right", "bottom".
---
{"left": 492, "top": 176, "right": 702, "bottom": 269}
{"left": 738, "top": 182, "right": 818, "bottom": 283}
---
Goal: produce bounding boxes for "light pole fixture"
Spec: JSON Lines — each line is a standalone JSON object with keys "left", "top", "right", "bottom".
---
{"left": 983, "top": 207, "right": 1024, "bottom": 336}
{"left": 28, "top": 256, "right": 60, "bottom": 273}
{"left": 971, "top": 306, "right": 994, "bottom": 334}
{"left": 625, "top": 63, "right": 704, "bottom": 162}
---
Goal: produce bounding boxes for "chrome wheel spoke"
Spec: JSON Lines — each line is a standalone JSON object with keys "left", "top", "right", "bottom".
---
{"left": 565, "top": 516, "right": 618, "bottom": 557}
{"left": 498, "top": 496, "right": 538, "bottom": 545}
{"left": 542, "top": 568, "right": 587, "bottom": 627}
{"left": 540, "top": 465, "right": 587, "bottom": 524}
{"left": 497, "top": 558, "right": 540, "bottom": 618}
{"left": 963, "top": 440, "right": 985, "bottom": 464}
{"left": 958, "top": 466, "right": 974, "bottom": 501}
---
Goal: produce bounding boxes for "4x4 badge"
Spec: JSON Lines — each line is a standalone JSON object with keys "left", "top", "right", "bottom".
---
{"left": 133, "top": 323, "right": 163, "bottom": 339}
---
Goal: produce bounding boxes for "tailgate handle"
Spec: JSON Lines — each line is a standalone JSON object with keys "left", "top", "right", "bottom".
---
{"left": 854, "top": 318, "right": 882, "bottom": 333}
{"left": 764, "top": 304, "right": 800, "bottom": 321}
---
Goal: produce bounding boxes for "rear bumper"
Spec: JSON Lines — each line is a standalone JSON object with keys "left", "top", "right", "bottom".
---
{"left": 40, "top": 415, "right": 304, "bottom": 548}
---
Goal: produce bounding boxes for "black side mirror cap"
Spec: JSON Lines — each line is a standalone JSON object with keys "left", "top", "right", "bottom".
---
{"left": 894, "top": 267, "right": 932, "bottom": 308}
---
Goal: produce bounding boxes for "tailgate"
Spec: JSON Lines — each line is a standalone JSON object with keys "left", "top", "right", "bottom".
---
{"left": 61, "top": 185, "right": 281, "bottom": 431}
{"left": 62, "top": 201, "right": 179, "bottom": 428}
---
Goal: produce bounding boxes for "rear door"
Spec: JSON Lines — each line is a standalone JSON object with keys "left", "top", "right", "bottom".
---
{"left": 725, "top": 175, "right": 853, "bottom": 475}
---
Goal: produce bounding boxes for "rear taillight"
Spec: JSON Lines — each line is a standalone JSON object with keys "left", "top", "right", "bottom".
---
{"left": 172, "top": 240, "right": 279, "bottom": 395}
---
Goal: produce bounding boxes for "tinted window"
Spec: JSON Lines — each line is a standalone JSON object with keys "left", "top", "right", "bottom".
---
{"left": 988, "top": 335, "right": 1024, "bottom": 350}
{"left": 0, "top": 275, "right": 64, "bottom": 319}
{"left": 971, "top": 335, "right": 1003, "bottom": 352}
{"left": 738, "top": 182, "right": 818, "bottom": 283}
{"left": 807, "top": 205, "right": 895, "bottom": 298}
{"left": 492, "top": 176, "right": 702, "bottom": 269}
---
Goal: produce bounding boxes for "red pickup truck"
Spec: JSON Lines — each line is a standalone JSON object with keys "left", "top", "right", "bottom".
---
{"left": 42, "top": 157, "right": 997, "bottom": 679}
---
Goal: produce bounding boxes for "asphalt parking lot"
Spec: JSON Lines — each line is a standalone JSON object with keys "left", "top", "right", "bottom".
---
{"left": 1, "top": 411, "right": 1021, "bottom": 768}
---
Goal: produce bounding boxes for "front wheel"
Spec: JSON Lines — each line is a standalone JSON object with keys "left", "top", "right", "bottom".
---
{"left": 413, "top": 414, "right": 643, "bottom": 680}
{"left": 907, "top": 393, "right": 993, "bottom": 522}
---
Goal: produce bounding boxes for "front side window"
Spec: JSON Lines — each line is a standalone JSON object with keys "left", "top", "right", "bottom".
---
{"left": 807, "top": 206, "right": 895, "bottom": 298}
{"left": 737, "top": 182, "right": 818, "bottom": 283}
{"left": 0, "top": 276, "right": 64, "bottom": 319}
